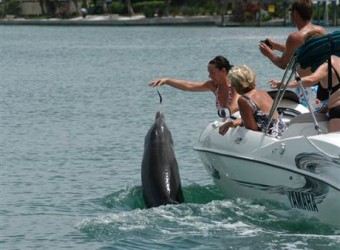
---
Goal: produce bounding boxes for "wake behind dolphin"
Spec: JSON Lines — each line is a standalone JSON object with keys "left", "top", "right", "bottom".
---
{"left": 141, "top": 91, "right": 184, "bottom": 208}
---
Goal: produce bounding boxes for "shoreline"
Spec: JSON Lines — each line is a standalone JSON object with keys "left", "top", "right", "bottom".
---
{"left": 0, "top": 15, "right": 289, "bottom": 27}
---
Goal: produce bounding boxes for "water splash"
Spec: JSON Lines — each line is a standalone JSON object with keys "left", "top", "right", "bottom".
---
{"left": 76, "top": 184, "right": 340, "bottom": 249}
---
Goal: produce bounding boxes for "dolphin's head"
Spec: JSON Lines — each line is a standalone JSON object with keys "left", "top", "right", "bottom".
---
{"left": 145, "top": 111, "right": 173, "bottom": 145}
{"left": 154, "top": 111, "right": 166, "bottom": 132}
{"left": 155, "top": 111, "right": 164, "bottom": 120}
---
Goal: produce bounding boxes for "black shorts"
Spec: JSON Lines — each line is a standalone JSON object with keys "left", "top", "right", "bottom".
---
{"left": 329, "top": 106, "right": 340, "bottom": 119}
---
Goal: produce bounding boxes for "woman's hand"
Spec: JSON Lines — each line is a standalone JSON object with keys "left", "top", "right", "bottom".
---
{"left": 269, "top": 80, "right": 281, "bottom": 89}
{"left": 149, "top": 78, "right": 169, "bottom": 87}
{"left": 219, "top": 121, "right": 233, "bottom": 135}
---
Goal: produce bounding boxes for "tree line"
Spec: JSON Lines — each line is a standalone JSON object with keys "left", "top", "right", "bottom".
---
{"left": 1, "top": 0, "right": 338, "bottom": 25}
{"left": 1, "top": 0, "right": 280, "bottom": 19}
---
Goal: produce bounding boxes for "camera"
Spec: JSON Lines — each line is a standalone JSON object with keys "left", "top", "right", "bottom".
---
{"left": 261, "top": 39, "right": 272, "bottom": 48}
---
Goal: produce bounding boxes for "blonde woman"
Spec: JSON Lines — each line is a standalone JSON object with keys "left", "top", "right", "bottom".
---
{"left": 219, "top": 65, "right": 287, "bottom": 138}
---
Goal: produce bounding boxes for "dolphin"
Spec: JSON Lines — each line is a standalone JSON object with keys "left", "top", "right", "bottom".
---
{"left": 141, "top": 111, "right": 184, "bottom": 208}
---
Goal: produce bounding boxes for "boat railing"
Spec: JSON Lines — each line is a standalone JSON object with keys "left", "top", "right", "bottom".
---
{"left": 294, "top": 71, "right": 322, "bottom": 134}
{"left": 265, "top": 56, "right": 322, "bottom": 136}
{"left": 265, "top": 56, "right": 295, "bottom": 135}
{"left": 266, "top": 31, "right": 340, "bottom": 136}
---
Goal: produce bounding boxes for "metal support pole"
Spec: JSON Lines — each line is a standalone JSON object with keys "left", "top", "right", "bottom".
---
{"left": 295, "top": 73, "right": 322, "bottom": 134}
{"left": 332, "top": 0, "right": 337, "bottom": 26}
{"left": 324, "top": 0, "right": 329, "bottom": 26}
{"left": 283, "top": 0, "right": 287, "bottom": 26}
{"left": 258, "top": 0, "right": 262, "bottom": 27}
{"left": 317, "top": 1, "right": 321, "bottom": 25}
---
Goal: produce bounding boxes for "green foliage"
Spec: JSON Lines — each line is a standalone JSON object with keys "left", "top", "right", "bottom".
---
{"left": 169, "top": 0, "right": 218, "bottom": 15}
{"left": 133, "top": 1, "right": 165, "bottom": 18}
{"left": 170, "top": 0, "right": 217, "bottom": 6}
{"left": 261, "top": 13, "right": 272, "bottom": 22}
{"left": 179, "top": 6, "right": 195, "bottom": 16}
{"left": 5, "top": 0, "right": 21, "bottom": 15}
{"left": 171, "top": 5, "right": 217, "bottom": 16}
{"left": 88, "top": 0, "right": 103, "bottom": 15}
{"left": 231, "top": 2, "right": 257, "bottom": 22}
{"left": 110, "top": 1, "right": 125, "bottom": 14}
{"left": 81, "top": 0, "right": 88, "bottom": 9}
{"left": 88, "top": 5, "right": 103, "bottom": 15}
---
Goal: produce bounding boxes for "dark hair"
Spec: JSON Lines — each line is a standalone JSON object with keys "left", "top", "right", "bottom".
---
{"left": 209, "top": 55, "right": 233, "bottom": 72}
{"left": 291, "top": 0, "right": 313, "bottom": 20}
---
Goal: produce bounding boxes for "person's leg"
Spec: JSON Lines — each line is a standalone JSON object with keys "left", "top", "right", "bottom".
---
{"left": 328, "top": 106, "right": 340, "bottom": 132}
{"left": 328, "top": 118, "right": 340, "bottom": 132}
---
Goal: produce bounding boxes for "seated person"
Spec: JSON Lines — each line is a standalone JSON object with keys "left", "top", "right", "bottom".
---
{"left": 219, "top": 65, "right": 287, "bottom": 138}
{"left": 271, "top": 55, "right": 340, "bottom": 133}
{"left": 270, "top": 30, "right": 340, "bottom": 132}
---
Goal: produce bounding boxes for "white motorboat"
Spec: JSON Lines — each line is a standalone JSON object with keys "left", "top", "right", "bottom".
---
{"left": 194, "top": 32, "right": 340, "bottom": 227}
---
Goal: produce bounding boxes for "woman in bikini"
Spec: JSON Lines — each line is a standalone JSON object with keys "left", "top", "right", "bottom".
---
{"left": 148, "top": 55, "right": 239, "bottom": 120}
{"left": 219, "top": 65, "right": 287, "bottom": 138}
{"left": 271, "top": 55, "right": 340, "bottom": 132}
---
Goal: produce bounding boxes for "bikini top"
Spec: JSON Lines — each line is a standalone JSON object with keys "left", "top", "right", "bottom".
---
{"left": 242, "top": 95, "right": 270, "bottom": 131}
{"left": 320, "top": 65, "right": 340, "bottom": 95}
{"left": 242, "top": 95, "right": 287, "bottom": 137}
{"left": 317, "top": 65, "right": 340, "bottom": 101}
{"left": 320, "top": 65, "right": 340, "bottom": 94}
{"left": 213, "top": 84, "right": 233, "bottom": 109}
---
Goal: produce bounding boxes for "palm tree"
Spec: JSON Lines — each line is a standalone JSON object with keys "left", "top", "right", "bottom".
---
{"left": 125, "top": 0, "right": 134, "bottom": 16}
{"left": 71, "top": 0, "right": 79, "bottom": 14}
{"left": 38, "top": 0, "right": 46, "bottom": 15}
{"left": 164, "top": 0, "right": 170, "bottom": 16}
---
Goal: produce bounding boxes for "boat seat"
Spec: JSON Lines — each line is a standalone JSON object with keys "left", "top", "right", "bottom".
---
{"left": 282, "top": 112, "right": 329, "bottom": 138}
{"left": 268, "top": 90, "right": 300, "bottom": 104}
{"left": 288, "top": 112, "right": 328, "bottom": 125}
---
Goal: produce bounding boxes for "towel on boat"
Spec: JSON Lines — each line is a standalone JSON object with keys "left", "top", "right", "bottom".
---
{"left": 295, "top": 30, "right": 340, "bottom": 71}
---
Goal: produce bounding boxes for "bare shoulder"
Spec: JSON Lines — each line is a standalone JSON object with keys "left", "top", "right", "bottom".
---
{"left": 287, "top": 31, "right": 304, "bottom": 47}
{"left": 301, "top": 24, "right": 326, "bottom": 36}
{"left": 253, "top": 90, "right": 273, "bottom": 104}
{"left": 332, "top": 56, "right": 340, "bottom": 73}
{"left": 332, "top": 55, "right": 340, "bottom": 64}
{"left": 312, "top": 25, "right": 326, "bottom": 34}
{"left": 238, "top": 95, "right": 255, "bottom": 114}
{"left": 237, "top": 95, "right": 250, "bottom": 107}
{"left": 203, "top": 80, "right": 215, "bottom": 91}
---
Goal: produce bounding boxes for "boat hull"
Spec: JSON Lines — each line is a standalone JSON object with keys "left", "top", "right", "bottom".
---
{"left": 194, "top": 121, "right": 340, "bottom": 227}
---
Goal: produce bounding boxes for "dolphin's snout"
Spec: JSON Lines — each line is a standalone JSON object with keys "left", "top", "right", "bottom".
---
{"left": 155, "top": 111, "right": 164, "bottom": 120}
